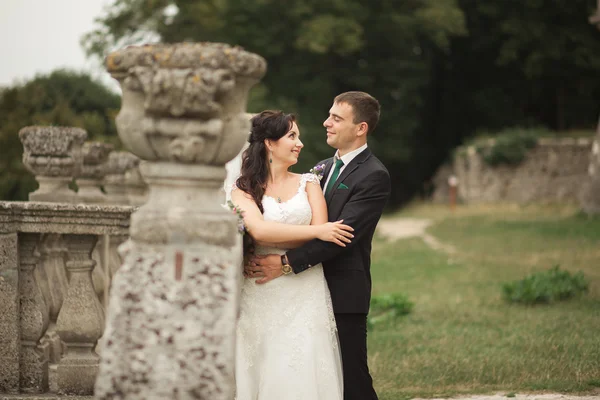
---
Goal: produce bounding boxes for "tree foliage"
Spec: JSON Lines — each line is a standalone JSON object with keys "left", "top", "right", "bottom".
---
{"left": 0, "top": 70, "right": 121, "bottom": 200}
{"left": 82, "top": 0, "right": 600, "bottom": 206}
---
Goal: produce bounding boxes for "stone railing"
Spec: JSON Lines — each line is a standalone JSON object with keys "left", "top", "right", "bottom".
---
{"left": 0, "top": 201, "right": 132, "bottom": 395}
{"left": 0, "top": 126, "right": 142, "bottom": 396}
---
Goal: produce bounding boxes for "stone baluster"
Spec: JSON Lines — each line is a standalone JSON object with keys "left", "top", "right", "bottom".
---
{"left": 56, "top": 234, "right": 104, "bottom": 395}
{"left": 95, "top": 42, "right": 266, "bottom": 399}
{"left": 77, "top": 142, "right": 113, "bottom": 204}
{"left": 101, "top": 152, "right": 139, "bottom": 295}
{"left": 19, "top": 126, "right": 87, "bottom": 203}
{"left": 36, "top": 234, "right": 69, "bottom": 364}
{"left": 18, "top": 232, "right": 50, "bottom": 393}
{"left": 77, "top": 142, "right": 114, "bottom": 307}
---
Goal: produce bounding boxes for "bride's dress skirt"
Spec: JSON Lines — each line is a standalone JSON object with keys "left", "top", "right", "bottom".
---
{"left": 235, "top": 262, "right": 343, "bottom": 400}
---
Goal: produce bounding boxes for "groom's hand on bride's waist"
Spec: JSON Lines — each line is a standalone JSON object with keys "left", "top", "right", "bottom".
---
{"left": 245, "top": 254, "right": 283, "bottom": 284}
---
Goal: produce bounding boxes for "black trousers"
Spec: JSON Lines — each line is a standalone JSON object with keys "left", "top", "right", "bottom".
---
{"left": 334, "top": 313, "right": 378, "bottom": 400}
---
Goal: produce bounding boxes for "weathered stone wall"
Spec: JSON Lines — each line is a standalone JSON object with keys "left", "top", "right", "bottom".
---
{"left": 432, "top": 138, "right": 594, "bottom": 204}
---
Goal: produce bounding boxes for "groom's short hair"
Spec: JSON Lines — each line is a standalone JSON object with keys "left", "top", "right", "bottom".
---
{"left": 334, "top": 91, "right": 380, "bottom": 134}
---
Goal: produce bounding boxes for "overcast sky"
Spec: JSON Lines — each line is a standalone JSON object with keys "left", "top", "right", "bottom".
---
{"left": 0, "top": 0, "right": 114, "bottom": 87}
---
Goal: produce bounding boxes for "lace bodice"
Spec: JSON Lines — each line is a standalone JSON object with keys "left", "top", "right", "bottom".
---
{"left": 262, "top": 173, "right": 319, "bottom": 225}
{"left": 256, "top": 173, "right": 319, "bottom": 255}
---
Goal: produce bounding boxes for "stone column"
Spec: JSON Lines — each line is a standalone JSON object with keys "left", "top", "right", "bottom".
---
{"left": 18, "top": 233, "right": 49, "bottom": 393}
{"left": 77, "top": 142, "right": 114, "bottom": 204}
{"left": 0, "top": 232, "right": 20, "bottom": 393}
{"left": 37, "top": 234, "right": 69, "bottom": 364}
{"left": 95, "top": 43, "right": 266, "bottom": 399}
{"left": 104, "top": 151, "right": 141, "bottom": 205}
{"left": 56, "top": 234, "right": 104, "bottom": 395}
{"left": 19, "top": 126, "right": 87, "bottom": 203}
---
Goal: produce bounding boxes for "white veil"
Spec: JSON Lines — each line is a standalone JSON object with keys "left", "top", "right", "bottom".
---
{"left": 224, "top": 113, "right": 254, "bottom": 203}
{"left": 224, "top": 142, "right": 248, "bottom": 203}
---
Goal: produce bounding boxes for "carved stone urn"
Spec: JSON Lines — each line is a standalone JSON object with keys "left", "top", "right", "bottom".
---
{"left": 19, "top": 126, "right": 87, "bottom": 203}
{"left": 95, "top": 43, "right": 266, "bottom": 399}
{"left": 77, "top": 142, "right": 114, "bottom": 204}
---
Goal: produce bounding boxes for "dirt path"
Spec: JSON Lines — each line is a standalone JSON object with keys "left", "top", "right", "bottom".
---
{"left": 376, "top": 217, "right": 456, "bottom": 254}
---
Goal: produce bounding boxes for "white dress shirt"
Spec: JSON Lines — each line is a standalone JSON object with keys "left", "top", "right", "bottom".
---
{"left": 323, "top": 143, "right": 368, "bottom": 191}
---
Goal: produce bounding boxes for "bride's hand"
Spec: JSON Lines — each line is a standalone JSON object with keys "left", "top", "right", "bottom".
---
{"left": 316, "top": 220, "right": 354, "bottom": 247}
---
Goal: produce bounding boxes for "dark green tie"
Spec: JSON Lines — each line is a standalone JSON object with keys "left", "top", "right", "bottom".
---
{"left": 325, "top": 158, "right": 344, "bottom": 196}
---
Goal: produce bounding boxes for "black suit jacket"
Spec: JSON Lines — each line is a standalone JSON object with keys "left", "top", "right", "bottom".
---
{"left": 286, "top": 148, "right": 391, "bottom": 314}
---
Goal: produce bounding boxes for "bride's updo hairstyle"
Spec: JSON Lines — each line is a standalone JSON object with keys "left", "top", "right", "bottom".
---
{"left": 236, "top": 110, "right": 296, "bottom": 213}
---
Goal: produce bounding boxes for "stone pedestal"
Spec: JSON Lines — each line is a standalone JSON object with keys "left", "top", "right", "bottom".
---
{"left": 56, "top": 234, "right": 104, "bottom": 395}
{"left": 123, "top": 165, "right": 148, "bottom": 206}
{"left": 77, "top": 142, "right": 113, "bottom": 204}
{"left": 18, "top": 233, "right": 49, "bottom": 393}
{"left": 19, "top": 126, "right": 87, "bottom": 203}
{"left": 104, "top": 151, "right": 140, "bottom": 205}
{"left": 0, "top": 232, "right": 20, "bottom": 393}
{"left": 95, "top": 42, "right": 266, "bottom": 399}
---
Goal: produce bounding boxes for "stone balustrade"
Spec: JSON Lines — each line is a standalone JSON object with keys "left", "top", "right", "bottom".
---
{"left": 0, "top": 126, "right": 141, "bottom": 396}
{"left": 0, "top": 201, "right": 133, "bottom": 395}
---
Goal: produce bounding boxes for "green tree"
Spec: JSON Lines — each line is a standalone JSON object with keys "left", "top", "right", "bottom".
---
{"left": 0, "top": 70, "right": 121, "bottom": 200}
{"left": 83, "top": 0, "right": 467, "bottom": 205}
{"left": 82, "top": 0, "right": 600, "bottom": 206}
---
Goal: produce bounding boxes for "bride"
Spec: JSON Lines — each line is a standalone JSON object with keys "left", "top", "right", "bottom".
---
{"left": 230, "top": 110, "right": 353, "bottom": 400}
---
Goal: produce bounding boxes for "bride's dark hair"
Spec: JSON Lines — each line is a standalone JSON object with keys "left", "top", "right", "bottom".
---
{"left": 236, "top": 110, "right": 297, "bottom": 213}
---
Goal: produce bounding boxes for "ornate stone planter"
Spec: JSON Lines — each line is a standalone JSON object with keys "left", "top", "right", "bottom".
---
{"left": 19, "top": 126, "right": 87, "bottom": 203}
{"left": 96, "top": 43, "right": 266, "bottom": 399}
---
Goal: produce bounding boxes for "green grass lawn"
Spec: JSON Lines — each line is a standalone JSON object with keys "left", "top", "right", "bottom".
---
{"left": 369, "top": 204, "right": 600, "bottom": 400}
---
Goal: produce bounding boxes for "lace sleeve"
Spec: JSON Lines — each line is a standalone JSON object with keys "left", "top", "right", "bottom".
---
{"left": 299, "top": 173, "right": 320, "bottom": 195}
{"left": 300, "top": 173, "right": 321, "bottom": 191}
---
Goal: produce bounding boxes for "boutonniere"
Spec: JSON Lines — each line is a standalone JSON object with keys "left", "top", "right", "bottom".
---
{"left": 309, "top": 163, "right": 326, "bottom": 181}
{"left": 227, "top": 200, "right": 248, "bottom": 235}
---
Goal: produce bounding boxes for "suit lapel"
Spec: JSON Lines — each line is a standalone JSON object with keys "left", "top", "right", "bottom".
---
{"left": 320, "top": 158, "right": 334, "bottom": 190}
{"left": 325, "top": 148, "right": 372, "bottom": 204}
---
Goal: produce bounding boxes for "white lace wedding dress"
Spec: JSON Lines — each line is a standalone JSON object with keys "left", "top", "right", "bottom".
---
{"left": 234, "top": 173, "right": 343, "bottom": 400}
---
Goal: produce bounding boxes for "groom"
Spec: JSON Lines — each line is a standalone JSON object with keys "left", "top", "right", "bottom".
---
{"left": 247, "top": 91, "right": 391, "bottom": 400}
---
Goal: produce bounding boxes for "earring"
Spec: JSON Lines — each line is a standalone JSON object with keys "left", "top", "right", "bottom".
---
{"left": 269, "top": 151, "right": 272, "bottom": 164}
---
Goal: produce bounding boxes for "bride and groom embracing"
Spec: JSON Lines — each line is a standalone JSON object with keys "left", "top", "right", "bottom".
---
{"left": 230, "top": 91, "right": 391, "bottom": 400}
